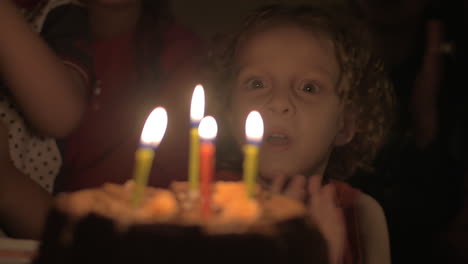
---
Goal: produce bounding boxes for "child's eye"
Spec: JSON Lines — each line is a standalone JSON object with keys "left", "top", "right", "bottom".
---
{"left": 246, "top": 79, "right": 265, "bottom": 89}
{"left": 301, "top": 82, "right": 320, "bottom": 94}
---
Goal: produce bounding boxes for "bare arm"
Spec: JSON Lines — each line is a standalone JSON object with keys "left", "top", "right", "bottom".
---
{"left": 0, "top": 0, "right": 87, "bottom": 138}
{"left": 0, "top": 123, "right": 52, "bottom": 239}
{"left": 356, "top": 193, "right": 391, "bottom": 264}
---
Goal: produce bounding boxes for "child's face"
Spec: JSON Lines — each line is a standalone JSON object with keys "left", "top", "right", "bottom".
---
{"left": 229, "top": 25, "right": 355, "bottom": 179}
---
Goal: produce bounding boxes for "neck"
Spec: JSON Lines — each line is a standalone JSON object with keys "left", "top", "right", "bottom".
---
{"left": 88, "top": 2, "right": 141, "bottom": 40}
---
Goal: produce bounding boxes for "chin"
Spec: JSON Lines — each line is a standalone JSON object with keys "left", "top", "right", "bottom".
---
{"left": 259, "top": 164, "right": 297, "bottom": 179}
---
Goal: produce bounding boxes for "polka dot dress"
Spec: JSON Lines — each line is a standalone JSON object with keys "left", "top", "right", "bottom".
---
{"left": 0, "top": 94, "right": 61, "bottom": 193}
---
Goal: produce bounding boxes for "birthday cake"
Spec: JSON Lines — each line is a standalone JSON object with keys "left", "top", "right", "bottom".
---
{"left": 33, "top": 181, "right": 329, "bottom": 264}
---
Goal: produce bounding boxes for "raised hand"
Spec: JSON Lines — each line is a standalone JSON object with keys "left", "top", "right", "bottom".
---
{"left": 268, "top": 174, "right": 346, "bottom": 264}
{"left": 269, "top": 174, "right": 306, "bottom": 202}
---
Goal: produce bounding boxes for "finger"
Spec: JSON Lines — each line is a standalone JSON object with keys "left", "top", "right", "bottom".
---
{"left": 92, "top": 190, "right": 129, "bottom": 218}
{"left": 103, "top": 183, "right": 128, "bottom": 201}
{"left": 307, "top": 176, "right": 323, "bottom": 211}
{"left": 322, "top": 183, "right": 337, "bottom": 206}
{"left": 271, "top": 174, "right": 288, "bottom": 194}
{"left": 284, "top": 175, "right": 306, "bottom": 201}
{"left": 308, "top": 175, "right": 322, "bottom": 196}
{"left": 90, "top": 191, "right": 112, "bottom": 215}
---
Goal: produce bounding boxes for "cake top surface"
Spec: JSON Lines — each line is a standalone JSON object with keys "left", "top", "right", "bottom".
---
{"left": 55, "top": 181, "right": 306, "bottom": 235}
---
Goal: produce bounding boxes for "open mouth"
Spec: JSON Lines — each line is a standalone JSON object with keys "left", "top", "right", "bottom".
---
{"left": 265, "top": 132, "right": 290, "bottom": 146}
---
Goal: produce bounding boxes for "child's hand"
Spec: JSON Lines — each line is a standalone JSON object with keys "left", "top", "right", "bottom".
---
{"left": 308, "top": 176, "right": 345, "bottom": 264}
{"left": 269, "top": 174, "right": 307, "bottom": 202}
{"left": 269, "top": 175, "right": 345, "bottom": 264}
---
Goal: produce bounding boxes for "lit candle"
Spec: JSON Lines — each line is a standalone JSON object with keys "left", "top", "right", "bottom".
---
{"left": 189, "top": 84, "right": 205, "bottom": 193}
{"left": 243, "top": 111, "right": 264, "bottom": 198}
{"left": 198, "top": 116, "right": 217, "bottom": 219}
{"left": 132, "top": 107, "right": 168, "bottom": 207}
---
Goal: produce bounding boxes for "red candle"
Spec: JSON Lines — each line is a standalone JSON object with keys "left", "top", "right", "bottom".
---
{"left": 200, "top": 141, "right": 215, "bottom": 218}
{"left": 198, "top": 116, "right": 218, "bottom": 219}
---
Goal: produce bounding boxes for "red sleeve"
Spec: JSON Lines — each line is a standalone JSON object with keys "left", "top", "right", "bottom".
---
{"left": 330, "top": 180, "right": 361, "bottom": 208}
{"left": 330, "top": 180, "right": 364, "bottom": 264}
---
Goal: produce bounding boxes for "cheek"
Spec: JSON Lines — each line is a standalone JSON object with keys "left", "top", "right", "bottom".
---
{"left": 231, "top": 85, "right": 267, "bottom": 109}
{"left": 295, "top": 119, "right": 338, "bottom": 171}
{"left": 229, "top": 96, "right": 267, "bottom": 147}
{"left": 230, "top": 93, "right": 258, "bottom": 125}
{"left": 300, "top": 105, "right": 343, "bottom": 143}
{"left": 227, "top": 100, "right": 248, "bottom": 145}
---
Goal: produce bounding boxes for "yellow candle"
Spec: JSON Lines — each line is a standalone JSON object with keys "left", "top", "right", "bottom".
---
{"left": 243, "top": 144, "right": 259, "bottom": 198}
{"left": 132, "top": 107, "right": 168, "bottom": 207}
{"left": 243, "top": 111, "right": 264, "bottom": 198}
{"left": 188, "top": 84, "right": 205, "bottom": 192}
{"left": 132, "top": 148, "right": 155, "bottom": 207}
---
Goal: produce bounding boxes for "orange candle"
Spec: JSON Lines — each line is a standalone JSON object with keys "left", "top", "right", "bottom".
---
{"left": 198, "top": 116, "right": 218, "bottom": 219}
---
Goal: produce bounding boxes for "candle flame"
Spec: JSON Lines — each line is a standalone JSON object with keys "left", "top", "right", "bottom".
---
{"left": 190, "top": 84, "right": 205, "bottom": 123}
{"left": 245, "top": 111, "right": 263, "bottom": 143}
{"left": 198, "top": 116, "right": 218, "bottom": 140}
{"left": 140, "top": 107, "right": 168, "bottom": 148}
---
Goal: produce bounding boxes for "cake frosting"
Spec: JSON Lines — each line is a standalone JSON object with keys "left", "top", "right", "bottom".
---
{"left": 33, "top": 181, "right": 329, "bottom": 264}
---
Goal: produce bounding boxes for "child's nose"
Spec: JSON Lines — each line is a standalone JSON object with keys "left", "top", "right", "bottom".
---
{"left": 266, "top": 89, "right": 295, "bottom": 116}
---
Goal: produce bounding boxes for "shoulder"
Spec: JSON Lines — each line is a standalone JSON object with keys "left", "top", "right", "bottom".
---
{"left": 355, "top": 193, "right": 386, "bottom": 219}
{"left": 355, "top": 193, "right": 391, "bottom": 264}
{"left": 355, "top": 193, "right": 388, "bottom": 237}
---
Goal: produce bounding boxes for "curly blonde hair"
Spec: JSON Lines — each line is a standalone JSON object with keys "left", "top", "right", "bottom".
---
{"left": 209, "top": 4, "right": 396, "bottom": 180}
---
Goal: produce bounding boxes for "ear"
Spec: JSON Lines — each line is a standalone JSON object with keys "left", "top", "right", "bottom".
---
{"left": 334, "top": 110, "right": 357, "bottom": 146}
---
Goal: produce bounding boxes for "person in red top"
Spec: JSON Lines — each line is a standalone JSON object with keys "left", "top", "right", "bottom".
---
{"left": 0, "top": 0, "right": 201, "bottom": 237}
{"left": 36, "top": 0, "right": 203, "bottom": 192}
{"left": 210, "top": 5, "right": 394, "bottom": 264}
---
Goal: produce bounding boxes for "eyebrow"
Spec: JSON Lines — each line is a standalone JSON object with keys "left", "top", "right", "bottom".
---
{"left": 234, "top": 65, "right": 265, "bottom": 79}
{"left": 308, "top": 65, "right": 334, "bottom": 78}
{"left": 236, "top": 63, "right": 260, "bottom": 73}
